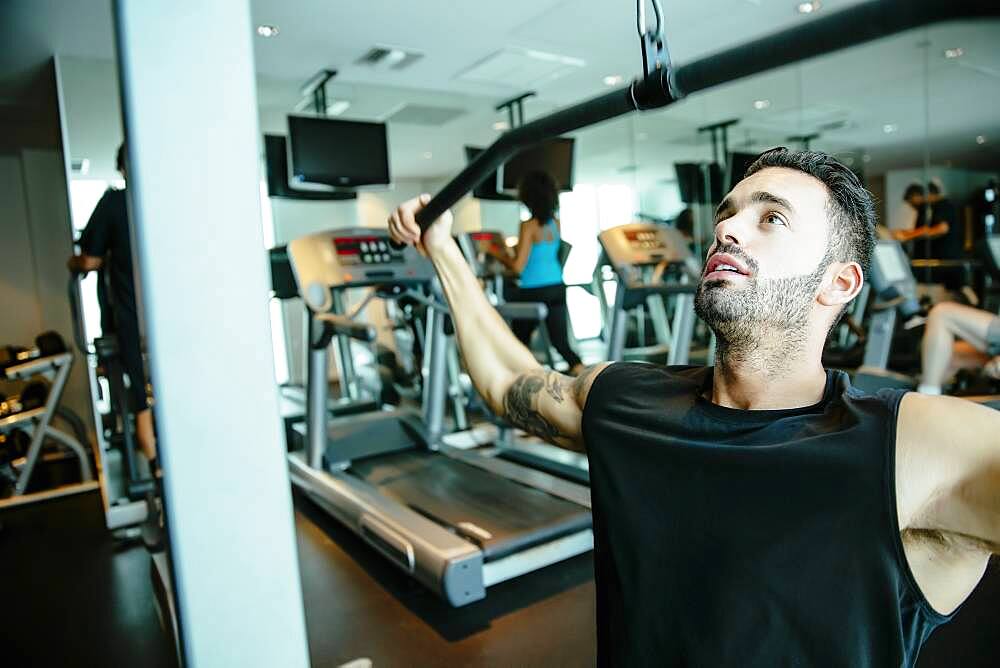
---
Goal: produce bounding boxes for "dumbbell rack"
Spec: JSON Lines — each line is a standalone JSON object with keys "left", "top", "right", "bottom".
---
{"left": 1, "top": 352, "right": 97, "bottom": 508}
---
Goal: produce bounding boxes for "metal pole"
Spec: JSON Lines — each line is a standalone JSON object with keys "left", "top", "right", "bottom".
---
{"left": 306, "top": 315, "right": 329, "bottom": 469}
{"left": 330, "top": 289, "right": 358, "bottom": 400}
{"left": 423, "top": 303, "right": 449, "bottom": 447}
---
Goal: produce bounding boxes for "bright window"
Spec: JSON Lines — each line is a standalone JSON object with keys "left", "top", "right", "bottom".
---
{"left": 68, "top": 179, "right": 122, "bottom": 341}
{"left": 558, "top": 183, "right": 637, "bottom": 340}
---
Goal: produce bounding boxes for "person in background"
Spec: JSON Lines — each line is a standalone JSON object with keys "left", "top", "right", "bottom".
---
{"left": 918, "top": 300, "right": 1000, "bottom": 395}
{"left": 887, "top": 182, "right": 921, "bottom": 234}
{"left": 891, "top": 182, "right": 948, "bottom": 262}
{"left": 926, "top": 178, "right": 963, "bottom": 260}
{"left": 489, "top": 170, "right": 585, "bottom": 375}
{"left": 67, "top": 143, "right": 158, "bottom": 472}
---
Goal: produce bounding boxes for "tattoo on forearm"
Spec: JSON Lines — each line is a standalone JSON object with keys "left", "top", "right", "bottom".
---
{"left": 504, "top": 372, "right": 564, "bottom": 443}
{"left": 545, "top": 372, "right": 566, "bottom": 402}
{"left": 502, "top": 365, "right": 602, "bottom": 447}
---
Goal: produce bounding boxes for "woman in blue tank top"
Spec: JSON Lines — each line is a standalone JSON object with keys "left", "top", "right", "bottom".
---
{"left": 489, "top": 170, "right": 584, "bottom": 374}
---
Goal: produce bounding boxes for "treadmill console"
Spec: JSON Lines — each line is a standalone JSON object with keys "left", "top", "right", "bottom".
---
{"left": 869, "top": 240, "right": 920, "bottom": 316}
{"left": 288, "top": 227, "right": 435, "bottom": 313}
{"left": 598, "top": 222, "right": 698, "bottom": 284}
{"left": 456, "top": 231, "right": 510, "bottom": 278}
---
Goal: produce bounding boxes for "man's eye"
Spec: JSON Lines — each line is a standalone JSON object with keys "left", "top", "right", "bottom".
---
{"left": 764, "top": 212, "right": 786, "bottom": 226}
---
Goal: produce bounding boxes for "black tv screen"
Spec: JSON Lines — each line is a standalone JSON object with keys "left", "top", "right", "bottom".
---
{"left": 263, "top": 135, "right": 356, "bottom": 201}
{"left": 465, "top": 146, "right": 512, "bottom": 201}
{"left": 501, "top": 138, "right": 574, "bottom": 193}
{"left": 675, "top": 162, "right": 724, "bottom": 204}
{"left": 727, "top": 151, "right": 759, "bottom": 190}
{"left": 287, "top": 116, "right": 390, "bottom": 188}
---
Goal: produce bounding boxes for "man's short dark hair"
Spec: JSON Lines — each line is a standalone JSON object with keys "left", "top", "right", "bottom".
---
{"left": 116, "top": 143, "right": 126, "bottom": 173}
{"left": 903, "top": 183, "right": 924, "bottom": 201}
{"left": 744, "top": 147, "right": 876, "bottom": 276}
{"left": 517, "top": 170, "right": 559, "bottom": 223}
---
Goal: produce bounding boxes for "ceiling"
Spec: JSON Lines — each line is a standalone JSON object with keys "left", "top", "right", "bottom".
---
{"left": 3, "top": 0, "right": 999, "bottom": 186}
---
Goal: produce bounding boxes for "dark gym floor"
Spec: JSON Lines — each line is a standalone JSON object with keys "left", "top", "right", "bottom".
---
{"left": 0, "top": 491, "right": 178, "bottom": 668}
{"left": 2, "top": 489, "right": 997, "bottom": 667}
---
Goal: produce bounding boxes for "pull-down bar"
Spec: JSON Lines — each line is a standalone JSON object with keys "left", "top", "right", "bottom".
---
{"left": 415, "top": 0, "right": 998, "bottom": 229}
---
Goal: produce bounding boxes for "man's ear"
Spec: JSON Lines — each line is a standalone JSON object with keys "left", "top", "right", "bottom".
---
{"left": 818, "top": 261, "right": 863, "bottom": 307}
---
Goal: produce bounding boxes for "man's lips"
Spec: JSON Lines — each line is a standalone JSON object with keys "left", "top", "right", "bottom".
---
{"left": 704, "top": 253, "right": 751, "bottom": 280}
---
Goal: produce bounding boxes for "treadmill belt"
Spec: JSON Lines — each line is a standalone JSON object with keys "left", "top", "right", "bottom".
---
{"left": 351, "top": 451, "right": 591, "bottom": 561}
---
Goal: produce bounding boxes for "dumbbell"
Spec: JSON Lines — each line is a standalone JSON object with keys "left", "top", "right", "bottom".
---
{"left": 35, "top": 331, "right": 67, "bottom": 357}
{"left": 20, "top": 381, "right": 50, "bottom": 410}
{"left": 0, "top": 381, "right": 50, "bottom": 418}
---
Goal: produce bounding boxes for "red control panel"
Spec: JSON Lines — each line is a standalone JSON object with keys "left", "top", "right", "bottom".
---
{"left": 332, "top": 236, "right": 399, "bottom": 265}
{"left": 623, "top": 229, "right": 664, "bottom": 250}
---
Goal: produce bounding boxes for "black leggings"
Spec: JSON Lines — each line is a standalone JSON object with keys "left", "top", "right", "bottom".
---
{"left": 510, "top": 283, "right": 582, "bottom": 369}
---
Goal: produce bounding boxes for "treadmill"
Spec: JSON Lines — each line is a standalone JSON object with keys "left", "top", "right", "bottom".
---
{"left": 851, "top": 240, "right": 924, "bottom": 393}
{"left": 598, "top": 222, "right": 703, "bottom": 364}
{"left": 286, "top": 228, "right": 592, "bottom": 606}
{"left": 851, "top": 239, "right": 1000, "bottom": 410}
{"left": 455, "top": 231, "right": 590, "bottom": 484}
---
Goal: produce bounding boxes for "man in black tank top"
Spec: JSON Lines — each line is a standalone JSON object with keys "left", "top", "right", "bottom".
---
{"left": 389, "top": 149, "right": 1000, "bottom": 667}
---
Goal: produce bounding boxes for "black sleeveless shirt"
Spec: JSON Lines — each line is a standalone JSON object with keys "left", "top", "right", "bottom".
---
{"left": 581, "top": 363, "right": 952, "bottom": 667}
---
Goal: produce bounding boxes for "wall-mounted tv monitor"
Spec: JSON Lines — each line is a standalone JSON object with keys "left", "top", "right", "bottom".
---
{"left": 675, "top": 162, "right": 724, "bottom": 204}
{"left": 287, "top": 115, "right": 390, "bottom": 189}
{"left": 264, "top": 135, "right": 356, "bottom": 201}
{"left": 727, "top": 151, "right": 759, "bottom": 190}
{"left": 500, "top": 138, "right": 575, "bottom": 193}
{"left": 464, "top": 146, "right": 512, "bottom": 201}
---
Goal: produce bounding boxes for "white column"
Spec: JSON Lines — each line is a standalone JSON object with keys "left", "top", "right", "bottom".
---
{"left": 113, "top": 2, "right": 309, "bottom": 665}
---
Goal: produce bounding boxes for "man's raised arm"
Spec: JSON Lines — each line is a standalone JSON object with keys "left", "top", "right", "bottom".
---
{"left": 388, "top": 195, "right": 606, "bottom": 451}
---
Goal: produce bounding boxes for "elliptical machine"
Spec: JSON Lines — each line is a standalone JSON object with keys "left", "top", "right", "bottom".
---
{"left": 67, "top": 273, "right": 154, "bottom": 533}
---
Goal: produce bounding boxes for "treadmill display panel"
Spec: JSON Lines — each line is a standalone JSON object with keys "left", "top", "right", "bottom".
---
{"left": 624, "top": 229, "right": 665, "bottom": 251}
{"left": 332, "top": 235, "right": 402, "bottom": 266}
{"left": 468, "top": 231, "right": 506, "bottom": 253}
{"left": 874, "top": 242, "right": 909, "bottom": 284}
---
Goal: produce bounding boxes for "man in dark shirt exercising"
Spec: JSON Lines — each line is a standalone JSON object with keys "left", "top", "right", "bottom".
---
{"left": 68, "top": 144, "right": 157, "bottom": 470}
{"left": 389, "top": 148, "right": 1000, "bottom": 666}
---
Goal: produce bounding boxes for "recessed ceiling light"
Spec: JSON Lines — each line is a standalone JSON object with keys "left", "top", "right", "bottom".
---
{"left": 603, "top": 75, "right": 625, "bottom": 86}
{"left": 883, "top": 123, "right": 899, "bottom": 134}
{"left": 256, "top": 25, "right": 279, "bottom": 38}
{"left": 862, "top": 154, "right": 871, "bottom": 163}
{"left": 386, "top": 49, "right": 407, "bottom": 65}
{"left": 423, "top": 151, "right": 433, "bottom": 159}
{"left": 325, "top": 100, "right": 350, "bottom": 116}
{"left": 977, "top": 135, "right": 987, "bottom": 145}
{"left": 796, "top": 1, "right": 820, "bottom": 14}
{"left": 493, "top": 121, "right": 510, "bottom": 131}
{"left": 753, "top": 99, "right": 771, "bottom": 110}
{"left": 943, "top": 47, "right": 964, "bottom": 59}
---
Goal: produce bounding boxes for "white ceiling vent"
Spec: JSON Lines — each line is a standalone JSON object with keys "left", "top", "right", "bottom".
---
{"left": 383, "top": 103, "right": 466, "bottom": 126}
{"left": 355, "top": 45, "right": 424, "bottom": 70}
{"left": 456, "top": 47, "right": 585, "bottom": 88}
